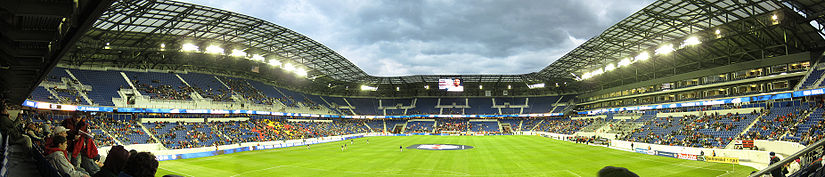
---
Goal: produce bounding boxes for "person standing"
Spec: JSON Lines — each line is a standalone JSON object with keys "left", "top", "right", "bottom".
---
{"left": 769, "top": 152, "right": 784, "bottom": 177}
{"left": 400, "top": 145, "right": 403, "bottom": 152}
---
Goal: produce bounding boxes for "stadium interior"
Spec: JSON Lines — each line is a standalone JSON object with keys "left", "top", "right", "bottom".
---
{"left": 1, "top": 0, "right": 825, "bottom": 176}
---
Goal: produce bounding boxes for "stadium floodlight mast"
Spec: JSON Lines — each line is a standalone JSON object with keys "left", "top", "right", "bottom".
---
{"left": 181, "top": 43, "right": 199, "bottom": 52}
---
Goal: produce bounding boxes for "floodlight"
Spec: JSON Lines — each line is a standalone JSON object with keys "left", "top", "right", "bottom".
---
{"left": 205, "top": 45, "right": 224, "bottom": 54}
{"left": 635, "top": 52, "right": 650, "bottom": 61}
{"left": 181, "top": 43, "right": 199, "bottom": 52}
{"left": 682, "top": 36, "right": 701, "bottom": 47}
{"left": 655, "top": 44, "right": 674, "bottom": 55}
{"left": 104, "top": 42, "right": 111, "bottom": 49}
{"left": 295, "top": 68, "right": 307, "bottom": 77}
{"left": 395, "top": 87, "right": 400, "bottom": 91}
{"left": 507, "top": 85, "right": 512, "bottom": 89}
{"left": 230, "top": 49, "right": 247, "bottom": 57}
{"left": 618, "top": 58, "right": 632, "bottom": 67}
{"left": 251, "top": 54, "right": 265, "bottom": 61}
{"left": 479, "top": 85, "right": 483, "bottom": 90}
{"left": 605, "top": 63, "right": 616, "bottom": 71}
{"left": 268, "top": 59, "right": 281, "bottom": 67}
{"left": 284, "top": 63, "right": 296, "bottom": 71}
{"left": 160, "top": 43, "right": 166, "bottom": 48}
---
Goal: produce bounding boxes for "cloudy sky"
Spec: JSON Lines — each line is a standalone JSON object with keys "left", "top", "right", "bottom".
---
{"left": 179, "top": 0, "right": 655, "bottom": 76}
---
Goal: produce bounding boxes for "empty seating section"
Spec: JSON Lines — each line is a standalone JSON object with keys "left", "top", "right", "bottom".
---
{"left": 178, "top": 73, "right": 232, "bottom": 102}
{"left": 381, "top": 99, "right": 412, "bottom": 108}
{"left": 404, "top": 121, "right": 434, "bottom": 133}
{"left": 348, "top": 98, "right": 379, "bottom": 115}
{"left": 526, "top": 96, "right": 558, "bottom": 113}
{"left": 221, "top": 77, "right": 274, "bottom": 105}
{"left": 500, "top": 108, "right": 519, "bottom": 114}
{"left": 29, "top": 87, "right": 51, "bottom": 103}
{"left": 469, "top": 121, "right": 499, "bottom": 132}
{"left": 45, "top": 67, "right": 69, "bottom": 82}
{"left": 124, "top": 71, "right": 192, "bottom": 100}
{"left": 800, "top": 68, "right": 825, "bottom": 89}
{"left": 324, "top": 97, "right": 351, "bottom": 114}
{"left": 410, "top": 98, "right": 438, "bottom": 114}
{"left": 468, "top": 98, "right": 496, "bottom": 114}
{"left": 275, "top": 88, "right": 311, "bottom": 107}
{"left": 385, "top": 109, "right": 405, "bottom": 115}
{"left": 440, "top": 98, "right": 464, "bottom": 106}
{"left": 71, "top": 69, "right": 127, "bottom": 106}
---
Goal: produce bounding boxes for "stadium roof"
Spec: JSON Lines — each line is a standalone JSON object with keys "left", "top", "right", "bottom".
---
{"left": 58, "top": 0, "right": 825, "bottom": 88}
{"left": 0, "top": 0, "right": 113, "bottom": 104}
{"left": 538, "top": 0, "right": 825, "bottom": 81}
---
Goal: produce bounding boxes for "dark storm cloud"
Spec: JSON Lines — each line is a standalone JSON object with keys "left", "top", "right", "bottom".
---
{"left": 179, "top": 0, "right": 654, "bottom": 76}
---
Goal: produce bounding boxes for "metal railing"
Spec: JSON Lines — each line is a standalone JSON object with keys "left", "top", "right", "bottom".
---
{"left": 748, "top": 138, "right": 824, "bottom": 177}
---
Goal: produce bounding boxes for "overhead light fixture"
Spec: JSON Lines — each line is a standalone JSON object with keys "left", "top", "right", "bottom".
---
{"left": 507, "top": 85, "right": 512, "bottom": 89}
{"left": 361, "top": 85, "right": 378, "bottom": 91}
{"left": 295, "top": 68, "right": 307, "bottom": 77}
{"left": 268, "top": 59, "right": 281, "bottom": 67}
{"left": 682, "top": 36, "right": 701, "bottom": 47}
{"left": 715, "top": 29, "right": 722, "bottom": 38}
{"left": 251, "top": 54, "right": 265, "bottom": 61}
{"left": 479, "top": 85, "right": 483, "bottom": 90}
{"left": 655, "top": 44, "right": 674, "bottom": 55}
{"left": 618, "top": 58, "right": 632, "bottom": 67}
{"left": 205, "top": 45, "right": 224, "bottom": 54}
{"left": 396, "top": 87, "right": 400, "bottom": 91}
{"left": 605, "top": 63, "right": 616, "bottom": 71}
{"left": 104, "top": 42, "right": 111, "bottom": 49}
{"left": 284, "top": 63, "right": 296, "bottom": 71}
{"left": 160, "top": 43, "right": 166, "bottom": 48}
{"left": 424, "top": 85, "right": 430, "bottom": 90}
{"left": 230, "top": 49, "right": 247, "bottom": 57}
{"left": 635, "top": 52, "right": 650, "bottom": 61}
{"left": 181, "top": 43, "right": 199, "bottom": 52}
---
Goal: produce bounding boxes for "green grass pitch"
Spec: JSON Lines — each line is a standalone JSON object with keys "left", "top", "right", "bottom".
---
{"left": 155, "top": 135, "right": 756, "bottom": 177}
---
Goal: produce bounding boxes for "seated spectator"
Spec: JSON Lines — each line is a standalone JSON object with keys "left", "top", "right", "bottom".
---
{"left": 121, "top": 152, "right": 159, "bottom": 177}
{"left": 46, "top": 136, "right": 90, "bottom": 177}
{"left": 93, "top": 145, "right": 129, "bottom": 177}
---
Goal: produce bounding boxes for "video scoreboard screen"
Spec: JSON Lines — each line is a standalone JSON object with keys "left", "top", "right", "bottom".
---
{"left": 438, "top": 78, "right": 464, "bottom": 92}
